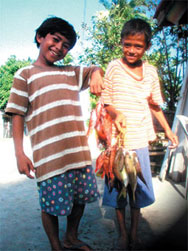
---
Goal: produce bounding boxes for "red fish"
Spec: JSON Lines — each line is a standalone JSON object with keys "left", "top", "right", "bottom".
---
{"left": 87, "top": 100, "right": 113, "bottom": 148}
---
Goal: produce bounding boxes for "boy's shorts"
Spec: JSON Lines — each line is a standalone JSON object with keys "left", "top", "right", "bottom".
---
{"left": 102, "top": 147, "right": 155, "bottom": 209}
{"left": 37, "top": 165, "right": 100, "bottom": 216}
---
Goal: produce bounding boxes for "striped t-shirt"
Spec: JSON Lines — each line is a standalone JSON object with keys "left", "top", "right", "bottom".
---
{"left": 101, "top": 59, "right": 164, "bottom": 150}
{"left": 5, "top": 64, "right": 97, "bottom": 182}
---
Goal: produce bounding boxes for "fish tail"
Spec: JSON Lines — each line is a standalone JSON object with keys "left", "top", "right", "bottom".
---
{"left": 132, "top": 192, "right": 136, "bottom": 202}
{"left": 137, "top": 172, "right": 148, "bottom": 187}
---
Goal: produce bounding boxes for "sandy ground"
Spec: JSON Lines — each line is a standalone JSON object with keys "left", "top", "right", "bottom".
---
{"left": 0, "top": 137, "right": 187, "bottom": 251}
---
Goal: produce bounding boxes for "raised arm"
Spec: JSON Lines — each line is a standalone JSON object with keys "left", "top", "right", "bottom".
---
{"left": 149, "top": 104, "right": 179, "bottom": 148}
{"left": 89, "top": 67, "right": 105, "bottom": 96}
{"left": 12, "top": 115, "right": 35, "bottom": 179}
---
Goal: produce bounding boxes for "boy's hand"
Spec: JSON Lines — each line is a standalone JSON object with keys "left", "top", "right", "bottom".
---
{"left": 105, "top": 105, "right": 126, "bottom": 132}
{"left": 165, "top": 129, "right": 179, "bottom": 149}
{"left": 90, "top": 68, "right": 104, "bottom": 96}
{"left": 149, "top": 104, "right": 179, "bottom": 149}
{"left": 16, "top": 152, "right": 35, "bottom": 179}
{"left": 114, "top": 113, "right": 126, "bottom": 132}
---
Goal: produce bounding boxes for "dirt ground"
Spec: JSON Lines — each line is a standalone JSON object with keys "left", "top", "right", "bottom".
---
{"left": 0, "top": 137, "right": 187, "bottom": 251}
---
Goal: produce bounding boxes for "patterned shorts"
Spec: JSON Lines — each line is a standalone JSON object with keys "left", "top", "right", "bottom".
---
{"left": 37, "top": 165, "right": 100, "bottom": 216}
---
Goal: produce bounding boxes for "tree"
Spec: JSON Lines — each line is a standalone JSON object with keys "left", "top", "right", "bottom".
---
{"left": 149, "top": 24, "right": 188, "bottom": 111}
{"left": 0, "top": 56, "right": 31, "bottom": 110}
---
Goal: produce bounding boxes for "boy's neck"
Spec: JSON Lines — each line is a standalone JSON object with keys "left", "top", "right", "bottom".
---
{"left": 33, "top": 61, "right": 59, "bottom": 69}
{"left": 121, "top": 57, "right": 143, "bottom": 78}
{"left": 122, "top": 57, "right": 142, "bottom": 68}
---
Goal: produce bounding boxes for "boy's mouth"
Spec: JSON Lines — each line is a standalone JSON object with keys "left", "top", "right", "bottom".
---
{"left": 126, "top": 55, "right": 136, "bottom": 60}
{"left": 50, "top": 49, "right": 61, "bottom": 58}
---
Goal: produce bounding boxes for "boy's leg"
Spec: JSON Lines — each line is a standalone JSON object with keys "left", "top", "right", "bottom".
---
{"left": 41, "top": 211, "right": 63, "bottom": 250}
{"left": 66, "top": 203, "right": 84, "bottom": 240}
{"left": 129, "top": 207, "right": 140, "bottom": 250}
{"left": 64, "top": 203, "right": 91, "bottom": 251}
{"left": 115, "top": 208, "right": 129, "bottom": 249}
{"left": 130, "top": 207, "right": 140, "bottom": 240}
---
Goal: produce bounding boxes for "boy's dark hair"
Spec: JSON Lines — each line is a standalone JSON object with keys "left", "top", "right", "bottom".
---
{"left": 121, "top": 18, "right": 152, "bottom": 49}
{"left": 34, "top": 17, "right": 77, "bottom": 49}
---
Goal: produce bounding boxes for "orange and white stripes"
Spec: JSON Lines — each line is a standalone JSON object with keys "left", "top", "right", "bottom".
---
{"left": 102, "top": 59, "right": 163, "bottom": 150}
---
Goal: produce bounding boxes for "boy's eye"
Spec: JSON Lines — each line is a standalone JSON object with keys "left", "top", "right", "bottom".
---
{"left": 123, "top": 43, "right": 130, "bottom": 47}
{"left": 63, "top": 44, "right": 70, "bottom": 50}
{"left": 53, "top": 37, "right": 59, "bottom": 42}
{"left": 135, "top": 45, "right": 143, "bottom": 48}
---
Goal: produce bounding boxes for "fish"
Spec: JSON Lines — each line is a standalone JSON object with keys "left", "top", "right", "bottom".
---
{"left": 95, "top": 150, "right": 106, "bottom": 178}
{"left": 124, "top": 151, "right": 137, "bottom": 202}
{"left": 95, "top": 148, "right": 113, "bottom": 180}
{"left": 113, "top": 147, "right": 129, "bottom": 199}
{"left": 118, "top": 165, "right": 129, "bottom": 199}
{"left": 87, "top": 100, "right": 113, "bottom": 148}
{"left": 95, "top": 149, "right": 110, "bottom": 178}
{"left": 108, "top": 145, "right": 117, "bottom": 180}
{"left": 132, "top": 151, "right": 148, "bottom": 187}
{"left": 113, "top": 147, "right": 125, "bottom": 181}
{"left": 102, "top": 149, "right": 111, "bottom": 179}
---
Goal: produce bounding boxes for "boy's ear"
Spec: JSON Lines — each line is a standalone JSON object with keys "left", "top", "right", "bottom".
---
{"left": 36, "top": 33, "right": 43, "bottom": 45}
{"left": 146, "top": 42, "right": 152, "bottom": 50}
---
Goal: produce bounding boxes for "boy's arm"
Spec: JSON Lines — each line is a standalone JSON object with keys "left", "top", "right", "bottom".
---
{"left": 105, "top": 105, "right": 126, "bottom": 132}
{"left": 12, "top": 115, "right": 35, "bottom": 179}
{"left": 89, "top": 67, "right": 105, "bottom": 96}
{"left": 149, "top": 104, "right": 179, "bottom": 148}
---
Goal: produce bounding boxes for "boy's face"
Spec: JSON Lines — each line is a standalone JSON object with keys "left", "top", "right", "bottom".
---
{"left": 36, "top": 32, "right": 71, "bottom": 66}
{"left": 121, "top": 33, "right": 148, "bottom": 65}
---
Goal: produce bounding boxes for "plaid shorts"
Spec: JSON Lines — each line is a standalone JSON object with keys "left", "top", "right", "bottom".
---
{"left": 102, "top": 147, "right": 155, "bottom": 209}
{"left": 37, "top": 165, "right": 100, "bottom": 216}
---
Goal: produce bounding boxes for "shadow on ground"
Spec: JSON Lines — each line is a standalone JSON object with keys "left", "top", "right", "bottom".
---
{"left": 0, "top": 176, "right": 187, "bottom": 251}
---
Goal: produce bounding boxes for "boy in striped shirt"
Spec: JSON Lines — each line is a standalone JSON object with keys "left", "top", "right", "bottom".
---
{"left": 101, "top": 18, "right": 178, "bottom": 250}
{"left": 5, "top": 17, "right": 104, "bottom": 251}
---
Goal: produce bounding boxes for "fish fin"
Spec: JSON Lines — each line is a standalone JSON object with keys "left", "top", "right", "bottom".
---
{"left": 137, "top": 172, "right": 148, "bottom": 187}
{"left": 133, "top": 153, "right": 148, "bottom": 188}
{"left": 118, "top": 187, "right": 127, "bottom": 200}
{"left": 130, "top": 184, "right": 136, "bottom": 202}
{"left": 96, "top": 170, "right": 103, "bottom": 177}
{"left": 108, "top": 183, "right": 113, "bottom": 193}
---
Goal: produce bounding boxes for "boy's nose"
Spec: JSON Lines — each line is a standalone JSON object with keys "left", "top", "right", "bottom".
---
{"left": 129, "top": 46, "right": 135, "bottom": 53}
{"left": 56, "top": 42, "right": 63, "bottom": 51}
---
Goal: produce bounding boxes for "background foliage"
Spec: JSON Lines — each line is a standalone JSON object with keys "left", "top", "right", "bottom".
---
{"left": 0, "top": 56, "right": 31, "bottom": 110}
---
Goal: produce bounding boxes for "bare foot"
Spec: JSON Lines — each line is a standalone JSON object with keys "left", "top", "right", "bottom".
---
{"left": 51, "top": 242, "right": 64, "bottom": 251}
{"left": 63, "top": 239, "right": 92, "bottom": 251}
{"left": 113, "top": 237, "right": 129, "bottom": 250}
{"left": 129, "top": 237, "right": 143, "bottom": 250}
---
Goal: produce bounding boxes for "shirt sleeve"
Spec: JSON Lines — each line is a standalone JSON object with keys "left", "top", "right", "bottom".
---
{"left": 148, "top": 65, "right": 164, "bottom": 106}
{"left": 101, "top": 62, "right": 114, "bottom": 105}
{"left": 74, "top": 65, "right": 101, "bottom": 91}
{"left": 5, "top": 67, "right": 29, "bottom": 116}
